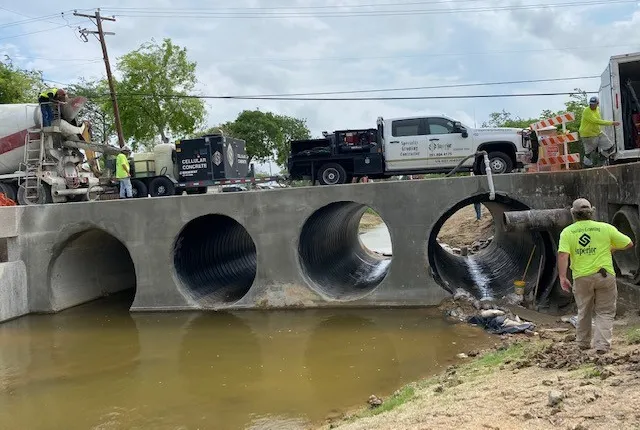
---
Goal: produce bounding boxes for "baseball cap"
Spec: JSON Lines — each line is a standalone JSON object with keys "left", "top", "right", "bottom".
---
{"left": 571, "top": 198, "right": 593, "bottom": 212}
{"left": 589, "top": 96, "right": 599, "bottom": 105}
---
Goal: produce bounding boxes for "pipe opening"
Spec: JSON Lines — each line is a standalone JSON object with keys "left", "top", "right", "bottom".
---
{"left": 612, "top": 206, "right": 640, "bottom": 281}
{"left": 173, "top": 214, "right": 257, "bottom": 306}
{"left": 48, "top": 229, "right": 137, "bottom": 311}
{"left": 437, "top": 203, "right": 494, "bottom": 256}
{"left": 298, "top": 201, "right": 392, "bottom": 300}
{"left": 428, "top": 194, "right": 557, "bottom": 303}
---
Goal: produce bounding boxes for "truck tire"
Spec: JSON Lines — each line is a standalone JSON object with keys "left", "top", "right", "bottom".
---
{"left": 17, "top": 183, "right": 52, "bottom": 205}
{"left": 131, "top": 179, "right": 148, "bottom": 198}
{"left": 479, "top": 151, "right": 513, "bottom": 174}
{"left": 318, "top": 163, "right": 348, "bottom": 185}
{"left": 0, "top": 183, "right": 16, "bottom": 202}
{"left": 149, "top": 176, "right": 175, "bottom": 197}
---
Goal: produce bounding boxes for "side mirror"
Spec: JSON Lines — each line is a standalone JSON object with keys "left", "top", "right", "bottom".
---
{"left": 461, "top": 130, "right": 469, "bottom": 138}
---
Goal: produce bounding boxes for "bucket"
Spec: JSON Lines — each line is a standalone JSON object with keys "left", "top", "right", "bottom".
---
{"left": 513, "top": 280, "right": 526, "bottom": 295}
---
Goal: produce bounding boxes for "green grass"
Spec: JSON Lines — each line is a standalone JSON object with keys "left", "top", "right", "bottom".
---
{"left": 624, "top": 327, "right": 640, "bottom": 345}
{"left": 364, "top": 207, "right": 380, "bottom": 216}
{"left": 367, "top": 386, "right": 416, "bottom": 417}
{"left": 582, "top": 365, "right": 603, "bottom": 379}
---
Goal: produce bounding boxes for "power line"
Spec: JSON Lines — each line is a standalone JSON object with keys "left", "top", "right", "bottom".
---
{"left": 2, "top": 55, "right": 102, "bottom": 62}
{"left": 195, "top": 75, "right": 601, "bottom": 98}
{"left": 105, "top": 0, "right": 636, "bottom": 19}
{"left": 100, "top": 90, "right": 595, "bottom": 101}
{"left": 104, "top": 0, "right": 497, "bottom": 12}
{"left": 208, "top": 44, "right": 640, "bottom": 63}
{"left": 0, "top": 23, "right": 82, "bottom": 41}
{"left": 0, "top": 9, "right": 62, "bottom": 29}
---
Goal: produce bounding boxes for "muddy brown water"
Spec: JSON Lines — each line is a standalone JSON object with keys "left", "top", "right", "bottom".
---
{"left": 0, "top": 292, "right": 492, "bottom": 430}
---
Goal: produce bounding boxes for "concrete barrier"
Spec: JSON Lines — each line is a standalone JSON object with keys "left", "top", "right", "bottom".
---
{"left": 1, "top": 162, "right": 639, "bottom": 317}
{"left": 0, "top": 261, "right": 28, "bottom": 322}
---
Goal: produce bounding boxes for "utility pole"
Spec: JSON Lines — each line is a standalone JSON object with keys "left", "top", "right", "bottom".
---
{"left": 74, "top": 9, "right": 125, "bottom": 148}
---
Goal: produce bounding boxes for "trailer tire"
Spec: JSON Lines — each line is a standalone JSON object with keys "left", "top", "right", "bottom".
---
{"left": 149, "top": 176, "right": 175, "bottom": 197}
{"left": 131, "top": 179, "right": 148, "bottom": 198}
{"left": 0, "top": 183, "right": 16, "bottom": 202}
{"left": 318, "top": 163, "right": 348, "bottom": 185}
{"left": 17, "top": 183, "right": 52, "bottom": 205}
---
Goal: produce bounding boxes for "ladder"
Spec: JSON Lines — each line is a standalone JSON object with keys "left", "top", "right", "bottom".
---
{"left": 19, "top": 129, "right": 45, "bottom": 204}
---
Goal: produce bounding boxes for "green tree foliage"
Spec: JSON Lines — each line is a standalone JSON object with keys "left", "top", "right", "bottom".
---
{"left": 106, "top": 38, "right": 205, "bottom": 150}
{"left": 67, "top": 79, "right": 115, "bottom": 145}
{"left": 0, "top": 57, "right": 43, "bottom": 104}
{"left": 481, "top": 110, "right": 539, "bottom": 129}
{"left": 215, "top": 110, "right": 311, "bottom": 165}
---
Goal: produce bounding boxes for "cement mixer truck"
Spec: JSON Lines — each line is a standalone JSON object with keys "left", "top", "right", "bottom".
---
{"left": 0, "top": 97, "right": 119, "bottom": 205}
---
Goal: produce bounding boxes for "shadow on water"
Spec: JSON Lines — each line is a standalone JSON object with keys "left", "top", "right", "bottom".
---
{"left": 0, "top": 291, "right": 140, "bottom": 429}
{"left": 1, "top": 304, "right": 492, "bottom": 430}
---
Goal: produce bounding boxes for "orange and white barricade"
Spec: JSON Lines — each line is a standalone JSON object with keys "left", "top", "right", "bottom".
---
{"left": 526, "top": 113, "right": 582, "bottom": 172}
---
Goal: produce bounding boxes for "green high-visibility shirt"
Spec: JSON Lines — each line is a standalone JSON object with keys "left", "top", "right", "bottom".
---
{"left": 116, "top": 153, "right": 130, "bottom": 179}
{"left": 558, "top": 220, "right": 631, "bottom": 279}
{"left": 579, "top": 106, "right": 613, "bottom": 138}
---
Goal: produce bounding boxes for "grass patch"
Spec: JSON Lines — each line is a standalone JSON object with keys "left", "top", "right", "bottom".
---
{"left": 624, "top": 327, "right": 640, "bottom": 345}
{"left": 581, "top": 365, "right": 602, "bottom": 379}
{"left": 346, "top": 385, "right": 416, "bottom": 423}
{"left": 468, "top": 343, "right": 525, "bottom": 371}
{"left": 364, "top": 207, "right": 380, "bottom": 216}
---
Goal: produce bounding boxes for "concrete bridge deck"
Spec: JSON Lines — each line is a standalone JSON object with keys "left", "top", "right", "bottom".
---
{"left": 2, "top": 163, "right": 640, "bottom": 322}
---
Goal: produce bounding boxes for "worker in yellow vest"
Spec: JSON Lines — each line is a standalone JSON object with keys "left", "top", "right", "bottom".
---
{"left": 558, "top": 198, "right": 633, "bottom": 353}
{"left": 116, "top": 146, "right": 133, "bottom": 199}
{"left": 38, "top": 87, "right": 67, "bottom": 127}
{"left": 579, "top": 96, "right": 620, "bottom": 167}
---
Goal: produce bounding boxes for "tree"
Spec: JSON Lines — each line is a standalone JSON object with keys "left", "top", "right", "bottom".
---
{"left": 106, "top": 38, "right": 206, "bottom": 150}
{"left": 0, "top": 57, "right": 43, "bottom": 104}
{"left": 67, "top": 79, "right": 115, "bottom": 145}
{"left": 481, "top": 109, "right": 538, "bottom": 129}
{"left": 217, "top": 110, "right": 311, "bottom": 165}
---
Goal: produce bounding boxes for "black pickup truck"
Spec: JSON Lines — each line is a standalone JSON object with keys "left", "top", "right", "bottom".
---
{"left": 287, "top": 128, "right": 384, "bottom": 185}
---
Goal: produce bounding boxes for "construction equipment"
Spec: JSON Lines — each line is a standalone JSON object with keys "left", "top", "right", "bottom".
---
{"left": 0, "top": 97, "right": 119, "bottom": 205}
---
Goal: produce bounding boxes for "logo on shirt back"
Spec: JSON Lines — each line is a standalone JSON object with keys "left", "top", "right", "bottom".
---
{"left": 578, "top": 233, "right": 591, "bottom": 247}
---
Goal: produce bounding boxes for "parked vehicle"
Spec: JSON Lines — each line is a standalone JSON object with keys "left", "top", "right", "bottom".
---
{"left": 0, "top": 98, "right": 119, "bottom": 204}
{"left": 287, "top": 115, "right": 537, "bottom": 185}
{"left": 110, "top": 134, "right": 280, "bottom": 198}
{"left": 599, "top": 51, "right": 640, "bottom": 162}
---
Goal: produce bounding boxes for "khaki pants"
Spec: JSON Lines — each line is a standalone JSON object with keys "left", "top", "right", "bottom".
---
{"left": 573, "top": 272, "right": 617, "bottom": 351}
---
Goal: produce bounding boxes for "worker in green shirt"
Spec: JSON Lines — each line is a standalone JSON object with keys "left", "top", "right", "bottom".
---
{"left": 557, "top": 198, "right": 633, "bottom": 353}
{"left": 579, "top": 96, "right": 620, "bottom": 167}
{"left": 116, "top": 146, "right": 133, "bottom": 198}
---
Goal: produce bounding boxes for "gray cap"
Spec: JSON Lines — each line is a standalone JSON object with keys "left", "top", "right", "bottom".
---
{"left": 121, "top": 146, "right": 132, "bottom": 152}
{"left": 589, "top": 96, "right": 599, "bottom": 105}
{"left": 571, "top": 198, "right": 594, "bottom": 213}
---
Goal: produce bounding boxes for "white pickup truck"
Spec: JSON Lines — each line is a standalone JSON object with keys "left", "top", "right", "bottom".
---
{"left": 287, "top": 115, "right": 536, "bottom": 185}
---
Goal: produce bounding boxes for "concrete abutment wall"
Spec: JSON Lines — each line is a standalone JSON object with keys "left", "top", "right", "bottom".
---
{"left": 1, "top": 162, "right": 640, "bottom": 320}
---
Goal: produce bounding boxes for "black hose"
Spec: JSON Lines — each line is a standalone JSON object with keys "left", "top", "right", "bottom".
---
{"left": 444, "top": 151, "right": 488, "bottom": 177}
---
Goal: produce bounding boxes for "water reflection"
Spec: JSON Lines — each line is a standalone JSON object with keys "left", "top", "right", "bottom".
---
{"left": 305, "top": 314, "right": 400, "bottom": 407}
{"left": 0, "top": 298, "right": 491, "bottom": 430}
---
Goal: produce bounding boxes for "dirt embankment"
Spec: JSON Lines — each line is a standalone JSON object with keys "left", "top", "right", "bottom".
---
{"left": 359, "top": 204, "right": 493, "bottom": 247}
{"left": 322, "top": 315, "right": 640, "bottom": 430}
{"left": 437, "top": 204, "right": 494, "bottom": 249}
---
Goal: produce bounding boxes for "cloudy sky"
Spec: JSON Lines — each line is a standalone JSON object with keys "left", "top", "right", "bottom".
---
{"left": 2, "top": 0, "right": 640, "bottom": 171}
